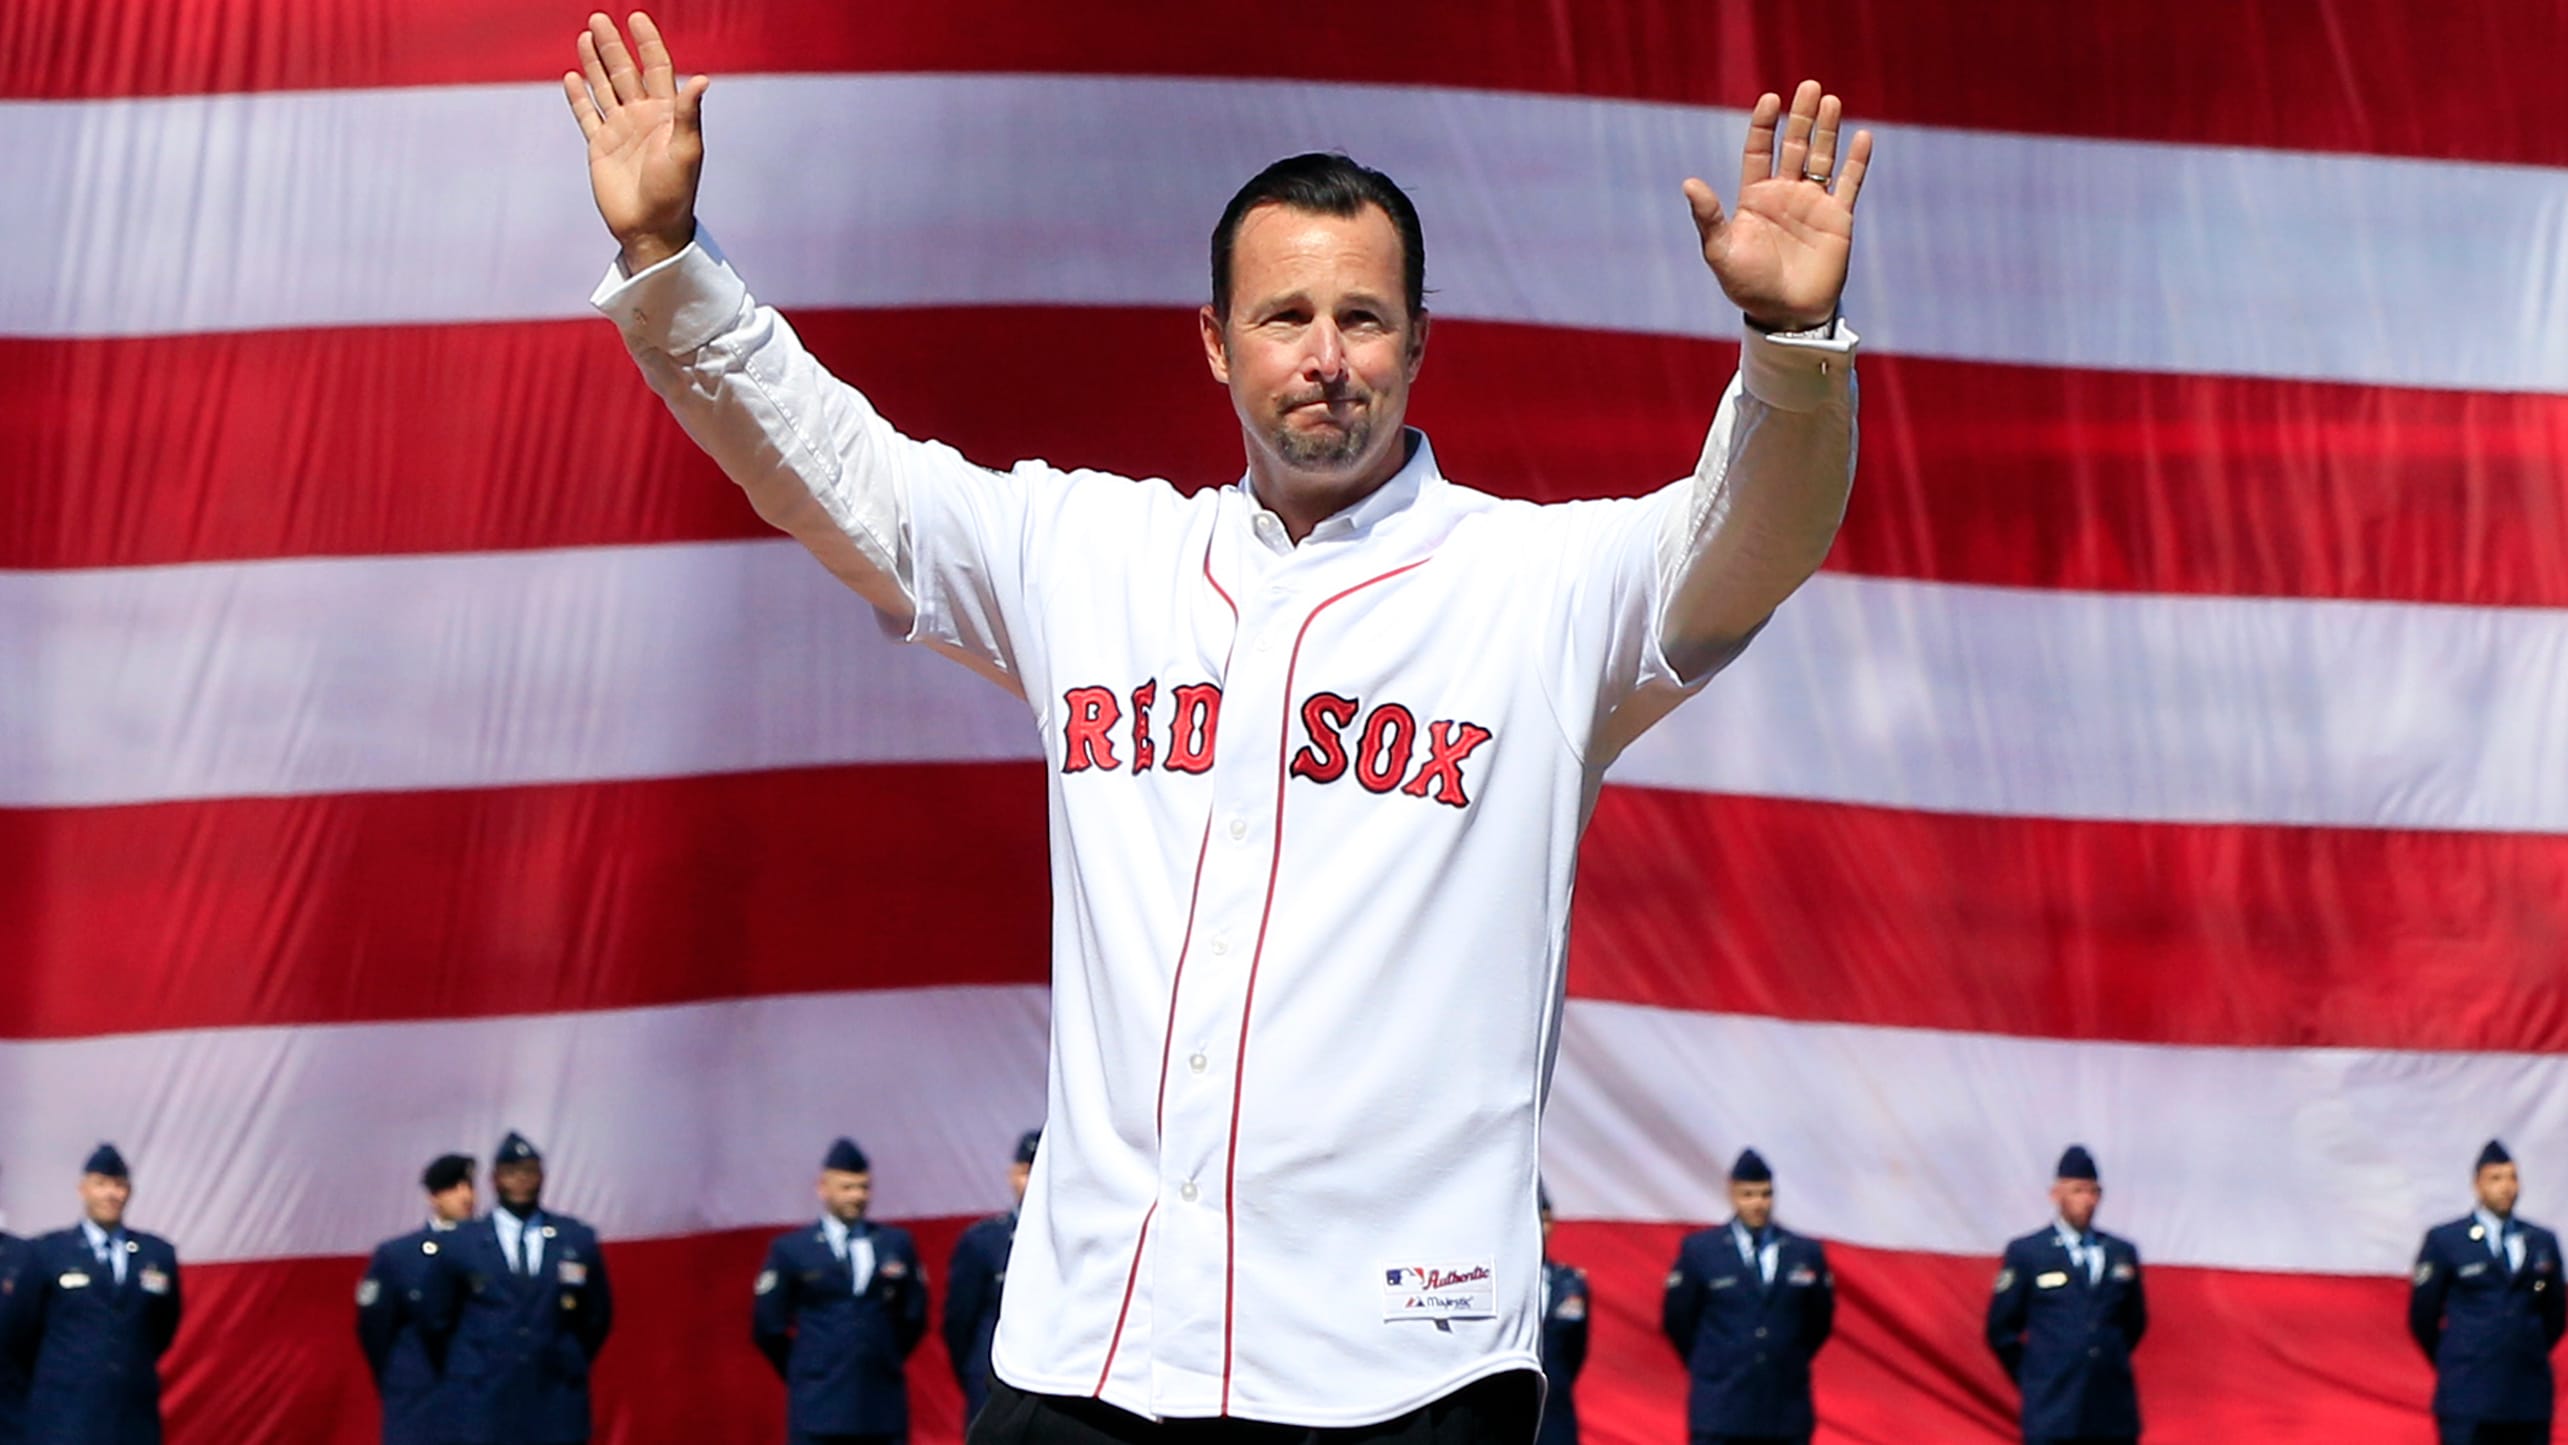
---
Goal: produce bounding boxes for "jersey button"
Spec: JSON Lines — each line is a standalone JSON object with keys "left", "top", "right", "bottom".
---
{"left": 1188, "top": 1052, "right": 1208, "bottom": 1074}
{"left": 1227, "top": 817, "right": 1248, "bottom": 840}
{"left": 1180, "top": 1181, "right": 1200, "bottom": 1203}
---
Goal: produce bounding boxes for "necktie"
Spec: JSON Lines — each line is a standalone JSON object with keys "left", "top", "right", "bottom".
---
{"left": 521, "top": 1222, "right": 540, "bottom": 1278}
{"left": 2080, "top": 1233, "right": 2101, "bottom": 1285}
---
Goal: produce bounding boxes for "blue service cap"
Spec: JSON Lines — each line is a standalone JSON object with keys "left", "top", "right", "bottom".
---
{"left": 823, "top": 1137, "right": 870, "bottom": 1174}
{"left": 1730, "top": 1148, "right": 1773, "bottom": 1184}
{"left": 494, "top": 1131, "right": 542, "bottom": 1165}
{"left": 2479, "top": 1139, "right": 2515, "bottom": 1171}
{"left": 82, "top": 1142, "right": 129, "bottom": 1179}
{"left": 1014, "top": 1130, "right": 1042, "bottom": 1166}
{"left": 2056, "top": 1144, "right": 2100, "bottom": 1182}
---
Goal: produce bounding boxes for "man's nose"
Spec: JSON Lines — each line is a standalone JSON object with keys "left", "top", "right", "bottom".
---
{"left": 1303, "top": 319, "right": 1347, "bottom": 380}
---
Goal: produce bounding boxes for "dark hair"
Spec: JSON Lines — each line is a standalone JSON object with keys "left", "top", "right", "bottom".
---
{"left": 1209, "top": 152, "right": 1426, "bottom": 321}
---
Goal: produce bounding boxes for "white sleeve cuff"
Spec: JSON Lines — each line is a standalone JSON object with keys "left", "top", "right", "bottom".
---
{"left": 1739, "top": 317, "right": 1860, "bottom": 413}
{"left": 587, "top": 230, "right": 749, "bottom": 355}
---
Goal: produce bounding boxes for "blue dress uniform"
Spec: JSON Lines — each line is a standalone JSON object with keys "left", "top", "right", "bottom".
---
{"left": 0, "top": 1230, "right": 34, "bottom": 1445}
{"left": 1536, "top": 1255, "right": 1589, "bottom": 1445}
{"left": 942, "top": 1130, "right": 1038, "bottom": 1424}
{"left": 1662, "top": 1153, "right": 1835, "bottom": 1444}
{"left": 356, "top": 1222, "right": 459, "bottom": 1445}
{"left": 2408, "top": 1142, "right": 2566, "bottom": 1445}
{"left": 358, "top": 1153, "right": 477, "bottom": 1445}
{"left": 21, "top": 1147, "right": 183, "bottom": 1445}
{"left": 420, "top": 1135, "right": 614, "bottom": 1445}
{"left": 755, "top": 1140, "right": 929, "bottom": 1445}
{"left": 1985, "top": 1148, "right": 2146, "bottom": 1445}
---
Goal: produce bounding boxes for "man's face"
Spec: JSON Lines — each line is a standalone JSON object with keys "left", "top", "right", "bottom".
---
{"left": 2479, "top": 1162, "right": 2522, "bottom": 1216}
{"left": 1009, "top": 1161, "right": 1031, "bottom": 1207}
{"left": 431, "top": 1180, "right": 478, "bottom": 1224}
{"left": 1730, "top": 1179, "right": 1775, "bottom": 1232}
{"left": 1200, "top": 203, "right": 1427, "bottom": 499}
{"left": 493, "top": 1160, "right": 543, "bottom": 1211}
{"left": 79, "top": 1172, "right": 129, "bottom": 1229}
{"left": 2052, "top": 1178, "right": 2102, "bottom": 1233}
{"left": 819, "top": 1169, "right": 872, "bottom": 1224}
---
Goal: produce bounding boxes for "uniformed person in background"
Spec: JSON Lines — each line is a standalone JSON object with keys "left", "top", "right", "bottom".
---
{"left": 355, "top": 1153, "right": 477, "bottom": 1445}
{"left": 1986, "top": 1144, "right": 2147, "bottom": 1445}
{"left": 754, "top": 1138, "right": 928, "bottom": 1445}
{"left": 943, "top": 1128, "right": 1036, "bottom": 1425}
{"left": 19, "top": 1144, "right": 182, "bottom": 1445}
{"left": 1663, "top": 1148, "right": 1835, "bottom": 1445}
{"left": 0, "top": 1166, "right": 33, "bottom": 1445}
{"left": 2409, "top": 1139, "right": 2566, "bottom": 1445}
{"left": 1536, "top": 1181, "right": 1589, "bottom": 1445}
{"left": 420, "top": 1131, "right": 614, "bottom": 1445}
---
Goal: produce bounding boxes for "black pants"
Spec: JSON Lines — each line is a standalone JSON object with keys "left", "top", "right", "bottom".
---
{"left": 2439, "top": 1421, "right": 2551, "bottom": 1445}
{"left": 968, "top": 1373, "right": 1542, "bottom": 1445}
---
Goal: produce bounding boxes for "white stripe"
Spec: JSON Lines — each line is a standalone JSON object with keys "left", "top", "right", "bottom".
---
{"left": 1622, "top": 573, "right": 2568, "bottom": 832}
{"left": 1543, "top": 1000, "right": 2568, "bottom": 1278}
{"left": 0, "top": 540, "right": 1036, "bottom": 806}
{"left": 0, "top": 986, "right": 2546, "bottom": 1276}
{"left": 0, "top": 987, "right": 1053, "bottom": 1263}
{"left": 6, "top": 75, "right": 2562, "bottom": 392}
{"left": 7, "top": 542, "right": 2564, "bottom": 833}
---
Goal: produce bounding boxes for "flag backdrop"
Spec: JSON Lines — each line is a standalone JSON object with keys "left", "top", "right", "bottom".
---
{"left": 6, "top": 2, "right": 2567, "bottom": 1441}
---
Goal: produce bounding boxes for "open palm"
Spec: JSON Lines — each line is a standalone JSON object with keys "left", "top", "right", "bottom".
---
{"left": 1684, "top": 82, "right": 1874, "bottom": 332}
{"left": 563, "top": 11, "right": 708, "bottom": 272}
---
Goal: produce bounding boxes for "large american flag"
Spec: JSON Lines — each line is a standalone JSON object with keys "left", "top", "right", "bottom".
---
{"left": 5, "top": 2, "right": 2563, "bottom": 1440}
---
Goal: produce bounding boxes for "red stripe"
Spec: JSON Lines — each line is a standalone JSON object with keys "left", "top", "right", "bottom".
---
{"left": 1223, "top": 555, "right": 1437, "bottom": 1412}
{"left": 146, "top": 1219, "right": 2436, "bottom": 1443}
{"left": 12, "top": 313, "right": 2563, "bottom": 609}
{"left": 0, "top": 763, "right": 1051, "bottom": 1040}
{"left": 10, "top": 764, "right": 2566, "bottom": 1051}
{"left": 5, "top": 0, "right": 2559, "bottom": 167}
{"left": 1553, "top": 1221, "right": 2435, "bottom": 1444}
{"left": 1571, "top": 787, "right": 2568, "bottom": 1054}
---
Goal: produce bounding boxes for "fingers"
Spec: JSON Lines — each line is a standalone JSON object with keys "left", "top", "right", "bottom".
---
{"left": 676, "top": 72, "right": 710, "bottom": 133}
{"left": 587, "top": 12, "right": 647, "bottom": 106}
{"left": 1737, "top": 91, "right": 1783, "bottom": 200}
{"left": 1836, "top": 129, "right": 1875, "bottom": 211}
{"left": 628, "top": 11, "right": 676, "bottom": 97}
{"left": 1803, "top": 93, "right": 1843, "bottom": 184}
{"left": 1774, "top": 80, "right": 1822, "bottom": 182}
{"left": 577, "top": 28, "right": 619, "bottom": 117}
{"left": 1681, "top": 177, "right": 1726, "bottom": 242}
{"left": 562, "top": 71, "right": 604, "bottom": 140}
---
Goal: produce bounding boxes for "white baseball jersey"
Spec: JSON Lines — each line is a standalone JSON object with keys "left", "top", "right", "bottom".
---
{"left": 596, "top": 233, "right": 1855, "bottom": 1425}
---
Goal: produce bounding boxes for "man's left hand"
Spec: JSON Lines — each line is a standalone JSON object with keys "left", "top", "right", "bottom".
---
{"left": 1684, "top": 80, "right": 1873, "bottom": 333}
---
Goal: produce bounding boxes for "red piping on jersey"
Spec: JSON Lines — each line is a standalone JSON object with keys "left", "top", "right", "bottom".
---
{"left": 1091, "top": 1201, "right": 1157, "bottom": 1396}
{"left": 1092, "top": 529, "right": 1241, "bottom": 1398}
{"left": 1220, "top": 553, "right": 1436, "bottom": 1415}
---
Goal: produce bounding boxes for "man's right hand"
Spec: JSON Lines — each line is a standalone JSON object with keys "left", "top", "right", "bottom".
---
{"left": 563, "top": 11, "right": 708, "bottom": 274}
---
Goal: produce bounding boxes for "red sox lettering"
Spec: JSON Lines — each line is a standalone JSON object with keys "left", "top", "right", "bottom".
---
{"left": 1061, "top": 682, "right": 1494, "bottom": 808}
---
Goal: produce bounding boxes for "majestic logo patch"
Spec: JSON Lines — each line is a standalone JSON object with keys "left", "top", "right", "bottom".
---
{"left": 754, "top": 1269, "right": 778, "bottom": 1296}
{"left": 1382, "top": 1260, "right": 1497, "bottom": 1321}
{"left": 356, "top": 1278, "right": 381, "bottom": 1307}
{"left": 1993, "top": 1268, "right": 2015, "bottom": 1293}
{"left": 2415, "top": 1262, "right": 2435, "bottom": 1285}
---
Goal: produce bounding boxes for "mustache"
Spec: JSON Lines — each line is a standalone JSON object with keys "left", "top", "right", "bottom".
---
{"left": 1280, "top": 382, "right": 1369, "bottom": 409}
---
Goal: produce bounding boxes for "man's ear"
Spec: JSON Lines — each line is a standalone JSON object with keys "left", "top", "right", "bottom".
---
{"left": 1406, "top": 307, "right": 1431, "bottom": 380}
{"left": 1200, "top": 304, "right": 1231, "bottom": 384}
